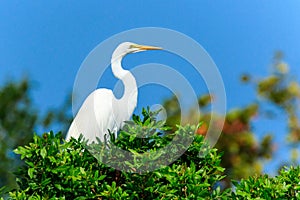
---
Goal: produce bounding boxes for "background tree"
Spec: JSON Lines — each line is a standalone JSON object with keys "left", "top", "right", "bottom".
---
{"left": 245, "top": 52, "right": 300, "bottom": 163}
{"left": 0, "top": 79, "right": 72, "bottom": 190}
{"left": 163, "top": 52, "right": 300, "bottom": 187}
{"left": 0, "top": 79, "right": 37, "bottom": 188}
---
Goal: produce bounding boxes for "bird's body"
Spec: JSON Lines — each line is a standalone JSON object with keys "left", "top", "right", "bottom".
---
{"left": 67, "top": 89, "right": 117, "bottom": 142}
{"left": 66, "top": 42, "right": 161, "bottom": 143}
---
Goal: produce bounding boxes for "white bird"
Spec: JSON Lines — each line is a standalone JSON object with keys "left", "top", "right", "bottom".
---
{"left": 66, "top": 42, "right": 162, "bottom": 143}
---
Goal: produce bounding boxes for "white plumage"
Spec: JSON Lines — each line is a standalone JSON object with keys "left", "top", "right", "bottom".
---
{"left": 66, "top": 42, "right": 162, "bottom": 143}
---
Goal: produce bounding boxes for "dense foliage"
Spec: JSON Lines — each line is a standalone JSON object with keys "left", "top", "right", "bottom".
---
{"left": 232, "top": 166, "right": 300, "bottom": 199}
{"left": 1, "top": 108, "right": 299, "bottom": 199}
{"left": 3, "top": 109, "right": 226, "bottom": 199}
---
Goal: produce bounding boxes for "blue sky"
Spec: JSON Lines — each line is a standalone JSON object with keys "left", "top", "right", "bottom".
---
{"left": 1, "top": 1, "right": 300, "bottom": 175}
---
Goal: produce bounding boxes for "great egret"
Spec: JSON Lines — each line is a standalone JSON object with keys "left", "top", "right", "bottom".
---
{"left": 66, "top": 42, "right": 162, "bottom": 143}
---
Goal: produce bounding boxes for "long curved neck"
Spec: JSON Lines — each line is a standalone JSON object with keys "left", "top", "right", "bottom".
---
{"left": 111, "top": 54, "right": 138, "bottom": 113}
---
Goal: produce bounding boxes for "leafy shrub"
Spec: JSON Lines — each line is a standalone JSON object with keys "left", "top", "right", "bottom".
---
{"left": 2, "top": 108, "right": 300, "bottom": 199}
{"left": 231, "top": 166, "right": 300, "bottom": 199}
{"left": 5, "top": 108, "right": 225, "bottom": 199}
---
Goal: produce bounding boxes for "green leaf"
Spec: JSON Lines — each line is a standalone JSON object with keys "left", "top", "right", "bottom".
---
{"left": 28, "top": 168, "right": 34, "bottom": 179}
{"left": 129, "top": 134, "right": 136, "bottom": 142}
{"left": 40, "top": 147, "right": 47, "bottom": 159}
{"left": 99, "top": 175, "right": 106, "bottom": 181}
{"left": 54, "top": 184, "right": 63, "bottom": 190}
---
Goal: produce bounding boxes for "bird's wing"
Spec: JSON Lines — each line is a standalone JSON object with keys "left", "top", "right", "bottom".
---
{"left": 66, "top": 89, "right": 115, "bottom": 143}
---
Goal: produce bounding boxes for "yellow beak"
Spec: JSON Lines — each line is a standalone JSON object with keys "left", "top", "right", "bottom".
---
{"left": 136, "top": 44, "right": 163, "bottom": 50}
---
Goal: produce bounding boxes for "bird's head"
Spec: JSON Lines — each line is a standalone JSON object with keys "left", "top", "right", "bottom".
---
{"left": 113, "top": 42, "right": 162, "bottom": 58}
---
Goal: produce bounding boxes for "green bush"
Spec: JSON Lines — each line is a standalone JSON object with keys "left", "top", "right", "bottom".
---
{"left": 2, "top": 108, "right": 300, "bottom": 199}
{"left": 4, "top": 108, "right": 225, "bottom": 199}
{"left": 232, "top": 166, "right": 300, "bottom": 199}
